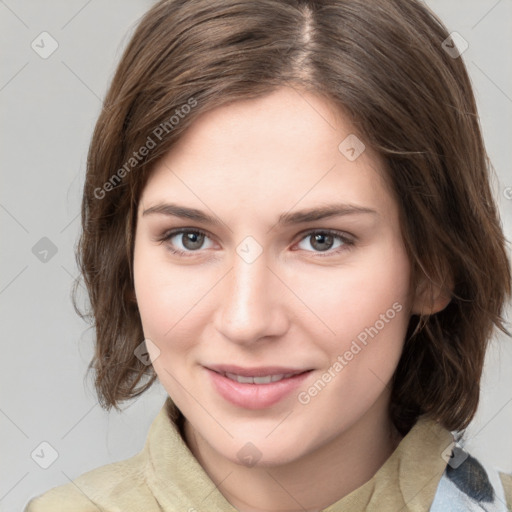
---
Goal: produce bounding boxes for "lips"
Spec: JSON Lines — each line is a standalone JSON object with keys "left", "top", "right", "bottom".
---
{"left": 223, "top": 372, "right": 300, "bottom": 384}
{"left": 205, "top": 364, "right": 314, "bottom": 409}
{"left": 206, "top": 364, "right": 310, "bottom": 378}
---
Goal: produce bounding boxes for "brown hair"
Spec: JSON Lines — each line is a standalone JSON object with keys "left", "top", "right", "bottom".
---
{"left": 74, "top": 0, "right": 511, "bottom": 435}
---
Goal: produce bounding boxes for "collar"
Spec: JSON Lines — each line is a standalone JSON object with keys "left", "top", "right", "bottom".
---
{"left": 144, "top": 400, "right": 453, "bottom": 511}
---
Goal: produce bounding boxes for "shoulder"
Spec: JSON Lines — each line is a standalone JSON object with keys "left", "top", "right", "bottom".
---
{"left": 428, "top": 447, "right": 512, "bottom": 512}
{"left": 24, "top": 451, "right": 159, "bottom": 512}
{"left": 24, "top": 481, "right": 99, "bottom": 512}
{"left": 499, "top": 471, "right": 512, "bottom": 510}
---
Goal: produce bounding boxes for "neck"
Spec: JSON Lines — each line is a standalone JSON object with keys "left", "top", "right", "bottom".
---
{"left": 183, "top": 396, "right": 403, "bottom": 512}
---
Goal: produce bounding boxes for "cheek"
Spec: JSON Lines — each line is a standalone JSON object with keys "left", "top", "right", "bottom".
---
{"left": 292, "top": 246, "right": 411, "bottom": 420}
{"left": 133, "top": 242, "right": 211, "bottom": 351}
{"left": 133, "top": 239, "right": 175, "bottom": 339}
{"left": 291, "top": 238, "right": 411, "bottom": 357}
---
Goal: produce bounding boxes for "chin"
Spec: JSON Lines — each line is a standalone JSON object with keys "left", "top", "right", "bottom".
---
{"left": 213, "top": 433, "right": 310, "bottom": 469}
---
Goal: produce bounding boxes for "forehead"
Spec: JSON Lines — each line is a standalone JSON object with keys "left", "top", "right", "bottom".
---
{"left": 139, "top": 87, "right": 395, "bottom": 220}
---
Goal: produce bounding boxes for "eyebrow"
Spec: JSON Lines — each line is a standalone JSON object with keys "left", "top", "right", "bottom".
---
{"left": 142, "top": 202, "right": 378, "bottom": 226}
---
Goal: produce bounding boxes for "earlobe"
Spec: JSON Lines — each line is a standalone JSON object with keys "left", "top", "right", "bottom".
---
{"left": 411, "top": 274, "right": 453, "bottom": 316}
{"left": 125, "top": 288, "right": 138, "bottom": 304}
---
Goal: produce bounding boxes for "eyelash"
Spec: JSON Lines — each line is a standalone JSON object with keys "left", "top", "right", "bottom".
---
{"left": 156, "top": 228, "right": 355, "bottom": 258}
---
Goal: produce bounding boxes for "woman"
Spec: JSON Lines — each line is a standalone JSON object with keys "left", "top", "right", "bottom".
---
{"left": 26, "top": 0, "right": 511, "bottom": 510}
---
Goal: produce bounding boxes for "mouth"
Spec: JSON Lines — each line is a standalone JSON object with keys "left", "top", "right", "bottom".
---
{"left": 220, "top": 372, "right": 306, "bottom": 384}
{"left": 206, "top": 364, "right": 311, "bottom": 382}
{"left": 204, "top": 364, "right": 314, "bottom": 409}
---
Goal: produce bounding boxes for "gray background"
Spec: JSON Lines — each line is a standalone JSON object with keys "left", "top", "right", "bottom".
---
{"left": 1, "top": 1, "right": 511, "bottom": 511}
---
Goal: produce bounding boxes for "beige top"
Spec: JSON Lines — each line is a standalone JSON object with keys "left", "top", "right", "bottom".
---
{"left": 25, "top": 400, "right": 512, "bottom": 511}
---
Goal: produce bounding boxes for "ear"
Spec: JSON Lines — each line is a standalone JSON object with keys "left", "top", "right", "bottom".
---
{"left": 411, "top": 272, "right": 453, "bottom": 316}
{"left": 125, "top": 287, "right": 138, "bottom": 304}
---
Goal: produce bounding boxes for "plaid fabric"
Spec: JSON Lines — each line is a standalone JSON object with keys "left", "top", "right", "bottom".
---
{"left": 430, "top": 446, "right": 509, "bottom": 512}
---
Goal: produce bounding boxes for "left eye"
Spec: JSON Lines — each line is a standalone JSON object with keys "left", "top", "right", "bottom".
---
{"left": 296, "top": 231, "right": 349, "bottom": 253}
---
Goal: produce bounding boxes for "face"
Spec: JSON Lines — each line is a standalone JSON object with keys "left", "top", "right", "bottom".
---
{"left": 133, "top": 86, "right": 417, "bottom": 467}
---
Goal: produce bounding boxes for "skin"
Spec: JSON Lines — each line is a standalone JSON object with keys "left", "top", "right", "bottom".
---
{"left": 133, "top": 86, "right": 448, "bottom": 512}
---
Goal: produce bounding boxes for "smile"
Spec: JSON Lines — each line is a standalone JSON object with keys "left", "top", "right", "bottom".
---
{"left": 205, "top": 366, "right": 313, "bottom": 409}
{"left": 222, "top": 372, "right": 302, "bottom": 384}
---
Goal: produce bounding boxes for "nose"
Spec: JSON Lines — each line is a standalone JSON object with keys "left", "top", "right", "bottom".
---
{"left": 213, "top": 253, "right": 289, "bottom": 345}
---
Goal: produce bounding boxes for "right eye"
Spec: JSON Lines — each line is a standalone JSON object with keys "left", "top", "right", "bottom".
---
{"left": 159, "top": 229, "right": 216, "bottom": 256}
